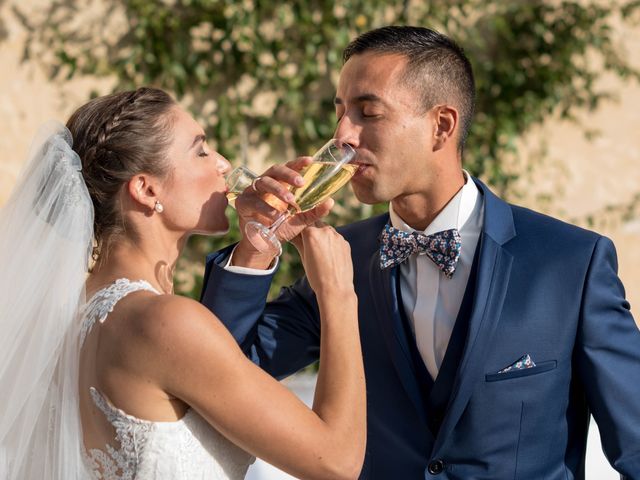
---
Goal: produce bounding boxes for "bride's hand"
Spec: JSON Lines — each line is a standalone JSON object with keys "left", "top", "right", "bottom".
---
{"left": 232, "top": 158, "right": 333, "bottom": 268}
{"left": 294, "top": 222, "right": 354, "bottom": 298}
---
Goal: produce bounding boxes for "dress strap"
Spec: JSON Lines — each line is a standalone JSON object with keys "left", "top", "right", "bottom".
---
{"left": 80, "top": 278, "right": 159, "bottom": 346}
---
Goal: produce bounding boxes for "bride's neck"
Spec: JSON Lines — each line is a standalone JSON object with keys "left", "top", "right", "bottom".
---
{"left": 89, "top": 233, "right": 186, "bottom": 295}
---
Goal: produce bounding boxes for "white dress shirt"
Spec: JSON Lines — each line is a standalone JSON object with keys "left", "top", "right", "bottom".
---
{"left": 224, "top": 252, "right": 278, "bottom": 275}
{"left": 389, "top": 172, "right": 484, "bottom": 380}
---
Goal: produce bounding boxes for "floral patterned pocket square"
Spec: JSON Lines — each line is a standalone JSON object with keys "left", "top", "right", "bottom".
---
{"left": 497, "top": 354, "right": 536, "bottom": 374}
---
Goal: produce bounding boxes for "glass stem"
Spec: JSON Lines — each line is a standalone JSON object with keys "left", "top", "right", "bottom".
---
{"left": 267, "top": 210, "right": 292, "bottom": 235}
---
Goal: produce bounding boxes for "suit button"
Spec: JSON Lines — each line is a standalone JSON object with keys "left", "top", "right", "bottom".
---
{"left": 428, "top": 459, "right": 445, "bottom": 475}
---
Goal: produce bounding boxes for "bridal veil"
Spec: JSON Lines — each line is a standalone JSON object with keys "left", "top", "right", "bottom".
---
{"left": 0, "top": 122, "right": 93, "bottom": 479}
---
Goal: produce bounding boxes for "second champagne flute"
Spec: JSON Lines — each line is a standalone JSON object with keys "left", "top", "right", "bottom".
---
{"left": 245, "top": 139, "right": 356, "bottom": 255}
{"left": 225, "top": 166, "right": 259, "bottom": 208}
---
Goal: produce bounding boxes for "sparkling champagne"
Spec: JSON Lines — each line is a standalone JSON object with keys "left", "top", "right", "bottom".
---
{"left": 226, "top": 191, "right": 239, "bottom": 208}
{"left": 288, "top": 161, "right": 357, "bottom": 213}
{"left": 242, "top": 139, "right": 356, "bottom": 254}
{"left": 226, "top": 187, "right": 286, "bottom": 211}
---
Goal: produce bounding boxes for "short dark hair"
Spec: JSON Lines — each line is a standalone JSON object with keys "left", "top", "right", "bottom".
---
{"left": 343, "top": 26, "right": 475, "bottom": 151}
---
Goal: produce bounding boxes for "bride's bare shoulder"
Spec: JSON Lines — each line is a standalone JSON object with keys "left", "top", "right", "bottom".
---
{"left": 147, "top": 293, "right": 217, "bottom": 319}
{"left": 125, "top": 293, "right": 231, "bottom": 351}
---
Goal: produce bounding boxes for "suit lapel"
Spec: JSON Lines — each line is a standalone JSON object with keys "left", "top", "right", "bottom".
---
{"left": 431, "top": 178, "right": 516, "bottom": 455}
{"left": 368, "top": 251, "right": 429, "bottom": 428}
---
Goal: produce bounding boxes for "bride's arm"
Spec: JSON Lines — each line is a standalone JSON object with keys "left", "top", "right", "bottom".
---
{"left": 141, "top": 226, "right": 365, "bottom": 480}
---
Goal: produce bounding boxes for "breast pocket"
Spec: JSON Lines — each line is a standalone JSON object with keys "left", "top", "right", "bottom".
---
{"left": 484, "top": 360, "right": 557, "bottom": 382}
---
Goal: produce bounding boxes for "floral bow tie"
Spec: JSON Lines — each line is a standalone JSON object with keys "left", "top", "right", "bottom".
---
{"left": 379, "top": 224, "right": 462, "bottom": 278}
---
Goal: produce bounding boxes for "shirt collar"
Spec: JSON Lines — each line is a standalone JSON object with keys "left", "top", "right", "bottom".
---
{"left": 389, "top": 170, "right": 479, "bottom": 235}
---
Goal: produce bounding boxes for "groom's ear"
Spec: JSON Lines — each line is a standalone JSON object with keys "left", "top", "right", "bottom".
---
{"left": 431, "top": 104, "right": 458, "bottom": 153}
{"left": 127, "top": 174, "right": 159, "bottom": 212}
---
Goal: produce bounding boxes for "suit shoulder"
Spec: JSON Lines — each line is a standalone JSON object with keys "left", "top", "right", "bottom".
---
{"left": 336, "top": 213, "right": 389, "bottom": 250}
{"left": 509, "top": 203, "right": 602, "bottom": 248}
{"left": 337, "top": 212, "right": 388, "bottom": 238}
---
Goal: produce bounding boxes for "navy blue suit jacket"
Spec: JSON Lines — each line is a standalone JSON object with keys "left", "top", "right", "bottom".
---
{"left": 201, "top": 178, "right": 640, "bottom": 479}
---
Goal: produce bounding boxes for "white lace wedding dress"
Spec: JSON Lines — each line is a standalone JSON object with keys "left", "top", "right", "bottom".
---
{"left": 79, "top": 278, "right": 255, "bottom": 480}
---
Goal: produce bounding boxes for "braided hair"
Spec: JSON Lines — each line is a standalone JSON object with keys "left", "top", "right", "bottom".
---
{"left": 66, "top": 87, "right": 177, "bottom": 263}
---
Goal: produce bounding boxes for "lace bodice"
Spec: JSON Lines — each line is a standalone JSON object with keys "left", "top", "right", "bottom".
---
{"left": 80, "top": 278, "right": 254, "bottom": 480}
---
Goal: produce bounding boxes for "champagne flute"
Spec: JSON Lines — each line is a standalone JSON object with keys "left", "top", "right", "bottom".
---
{"left": 225, "top": 165, "right": 290, "bottom": 213}
{"left": 244, "top": 139, "right": 356, "bottom": 255}
{"left": 225, "top": 166, "right": 259, "bottom": 208}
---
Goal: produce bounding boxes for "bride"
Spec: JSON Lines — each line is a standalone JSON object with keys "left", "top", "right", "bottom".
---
{"left": 0, "top": 87, "right": 365, "bottom": 479}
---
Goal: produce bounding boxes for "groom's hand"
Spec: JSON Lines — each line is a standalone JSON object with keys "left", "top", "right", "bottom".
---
{"left": 232, "top": 157, "right": 333, "bottom": 269}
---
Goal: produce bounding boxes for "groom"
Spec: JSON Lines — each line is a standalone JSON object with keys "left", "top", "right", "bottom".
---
{"left": 202, "top": 26, "right": 640, "bottom": 478}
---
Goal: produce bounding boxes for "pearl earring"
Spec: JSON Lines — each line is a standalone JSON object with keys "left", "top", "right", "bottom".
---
{"left": 154, "top": 201, "right": 164, "bottom": 213}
